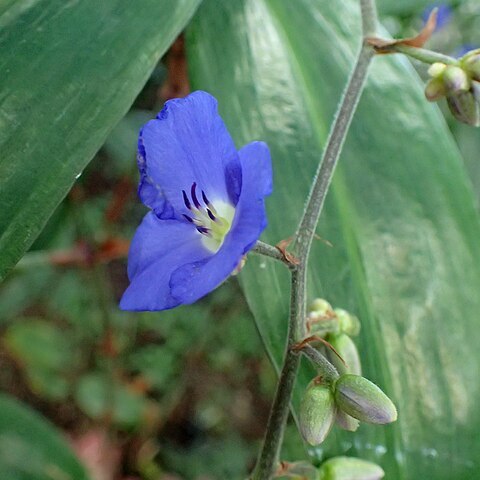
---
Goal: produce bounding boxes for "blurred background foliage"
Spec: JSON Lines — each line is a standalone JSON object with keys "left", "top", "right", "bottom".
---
{"left": 0, "top": 0, "right": 479, "bottom": 479}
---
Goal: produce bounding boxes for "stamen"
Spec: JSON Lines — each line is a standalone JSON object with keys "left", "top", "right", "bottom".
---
{"left": 180, "top": 184, "right": 234, "bottom": 252}
{"left": 207, "top": 209, "right": 216, "bottom": 221}
{"left": 182, "top": 190, "right": 191, "bottom": 210}
{"left": 191, "top": 182, "right": 201, "bottom": 209}
{"left": 196, "top": 226, "right": 210, "bottom": 235}
{"left": 201, "top": 190, "right": 211, "bottom": 206}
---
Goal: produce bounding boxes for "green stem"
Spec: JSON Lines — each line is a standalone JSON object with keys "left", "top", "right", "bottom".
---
{"left": 251, "top": 2, "right": 377, "bottom": 478}
{"left": 252, "top": 240, "right": 295, "bottom": 268}
{"left": 302, "top": 345, "right": 339, "bottom": 384}
{"left": 251, "top": 268, "right": 302, "bottom": 480}
{"left": 295, "top": 44, "right": 374, "bottom": 256}
{"left": 360, "top": 0, "right": 378, "bottom": 36}
{"left": 392, "top": 44, "right": 457, "bottom": 65}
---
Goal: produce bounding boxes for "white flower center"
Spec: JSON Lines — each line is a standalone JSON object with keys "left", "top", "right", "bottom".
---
{"left": 182, "top": 183, "right": 235, "bottom": 253}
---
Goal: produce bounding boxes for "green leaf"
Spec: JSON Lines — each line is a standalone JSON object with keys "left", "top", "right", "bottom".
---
{"left": 0, "top": 0, "right": 201, "bottom": 281}
{"left": 128, "top": 345, "right": 177, "bottom": 390}
{"left": 75, "top": 373, "right": 149, "bottom": 429}
{"left": 0, "top": 393, "right": 90, "bottom": 480}
{"left": 187, "top": 0, "right": 480, "bottom": 478}
{"left": 4, "top": 319, "right": 74, "bottom": 400}
{"left": 453, "top": 122, "right": 480, "bottom": 201}
{"left": 376, "top": 0, "right": 434, "bottom": 16}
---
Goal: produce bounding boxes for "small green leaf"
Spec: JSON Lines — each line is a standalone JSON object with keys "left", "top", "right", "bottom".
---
{"left": 75, "top": 373, "right": 148, "bottom": 429}
{"left": 4, "top": 319, "right": 74, "bottom": 400}
{"left": 0, "top": 394, "right": 90, "bottom": 480}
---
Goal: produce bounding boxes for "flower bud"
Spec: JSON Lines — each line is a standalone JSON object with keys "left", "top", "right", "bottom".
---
{"left": 425, "top": 77, "right": 446, "bottom": 101}
{"left": 310, "top": 298, "right": 333, "bottom": 313}
{"left": 299, "top": 380, "right": 336, "bottom": 445}
{"left": 334, "top": 308, "right": 360, "bottom": 336}
{"left": 427, "top": 62, "right": 447, "bottom": 78}
{"left": 334, "top": 374, "right": 397, "bottom": 424}
{"left": 307, "top": 298, "right": 339, "bottom": 336}
{"left": 327, "top": 333, "right": 361, "bottom": 375}
{"left": 335, "top": 409, "right": 360, "bottom": 432}
{"left": 446, "top": 89, "right": 480, "bottom": 127}
{"left": 463, "top": 53, "right": 480, "bottom": 81}
{"left": 442, "top": 65, "right": 470, "bottom": 93}
{"left": 318, "top": 456, "right": 384, "bottom": 480}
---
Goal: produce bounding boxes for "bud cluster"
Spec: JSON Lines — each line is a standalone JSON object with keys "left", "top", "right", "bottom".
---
{"left": 299, "top": 299, "right": 397, "bottom": 446}
{"left": 425, "top": 49, "right": 480, "bottom": 126}
{"left": 306, "top": 299, "right": 363, "bottom": 432}
{"left": 307, "top": 299, "right": 360, "bottom": 339}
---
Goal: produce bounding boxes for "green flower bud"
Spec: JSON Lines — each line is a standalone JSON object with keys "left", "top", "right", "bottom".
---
{"left": 460, "top": 48, "right": 480, "bottom": 61}
{"left": 425, "top": 77, "right": 446, "bottom": 101}
{"left": 310, "top": 298, "right": 334, "bottom": 314}
{"left": 335, "top": 409, "right": 360, "bottom": 432}
{"left": 334, "top": 374, "right": 397, "bottom": 425}
{"left": 427, "top": 62, "right": 446, "bottom": 78}
{"left": 318, "top": 456, "right": 384, "bottom": 480}
{"left": 307, "top": 298, "right": 339, "bottom": 336}
{"left": 463, "top": 53, "right": 480, "bottom": 82}
{"left": 446, "top": 89, "right": 480, "bottom": 127}
{"left": 334, "top": 309, "right": 360, "bottom": 336}
{"left": 442, "top": 65, "right": 470, "bottom": 94}
{"left": 299, "top": 380, "right": 336, "bottom": 445}
{"left": 327, "top": 333, "right": 362, "bottom": 375}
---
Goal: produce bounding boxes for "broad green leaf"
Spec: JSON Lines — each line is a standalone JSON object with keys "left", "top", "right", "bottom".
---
{"left": 376, "top": 0, "right": 434, "bottom": 16}
{"left": 453, "top": 122, "right": 480, "bottom": 201}
{"left": 0, "top": 393, "right": 90, "bottom": 480}
{"left": 0, "top": 0, "right": 201, "bottom": 281}
{"left": 187, "top": 0, "right": 480, "bottom": 478}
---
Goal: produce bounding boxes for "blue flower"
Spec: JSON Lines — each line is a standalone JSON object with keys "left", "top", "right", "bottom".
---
{"left": 120, "top": 91, "right": 272, "bottom": 311}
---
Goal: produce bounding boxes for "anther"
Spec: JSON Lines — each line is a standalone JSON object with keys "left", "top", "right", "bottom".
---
{"left": 207, "top": 209, "right": 216, "bottom": 221}
{"left": 196, "top": 226, "right": 210, "bottom": 235}
{"left": 191, "top": 182, "right": 201, "bottom": 209}
{"left": 182, "top": 190, "right": 191, "bottom": 210}
{"left": 202, "top": 190, "right": 211, "bottom": 206}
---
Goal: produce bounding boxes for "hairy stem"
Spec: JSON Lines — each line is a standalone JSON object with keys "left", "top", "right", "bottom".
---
{"left": 295, "top": 44, "right": 374, "bottom": 257}
{"left": 392, "top": 44, "right": 457, "bottom": 65}
{"left": 251, "top": 2, "right": 377, "bottom": 478}
{"left": 360, "top": 0, "right": 378, "bottom": 36}
{"left": 302, "top": 345, "right": 339, "bottom": 384}
{"left": 252, "top": 240, "right": 295, "bottom": 268}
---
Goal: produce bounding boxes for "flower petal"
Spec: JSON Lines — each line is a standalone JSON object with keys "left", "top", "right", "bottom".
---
{"left": 169, "top": 141, "right": 272, "bottom": 304}
{"left": 138, "top": 91, "right": 242, "bottom": 219}
{"left": 120, "top": 212, "right": 211, "bottom": 311}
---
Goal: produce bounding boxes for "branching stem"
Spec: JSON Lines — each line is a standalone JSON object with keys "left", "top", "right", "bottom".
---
{"left": 251, "top": 1, "right": 378, "bottom": 478}
{"left": 252, "top": 240, "right": 296, "bottom": 268}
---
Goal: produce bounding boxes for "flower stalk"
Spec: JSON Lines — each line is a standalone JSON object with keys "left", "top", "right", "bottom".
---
{"left": 301, "top": 345, "right": 340, "bottom": 384}
{"left": 250, "top": 1, "right": 378, "bottom": 478}
{"left": 252, "top": 240, "right": 297, "bottom": 268}
{"left": 384, "top": 44, "right": 457, "bottom": 66}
